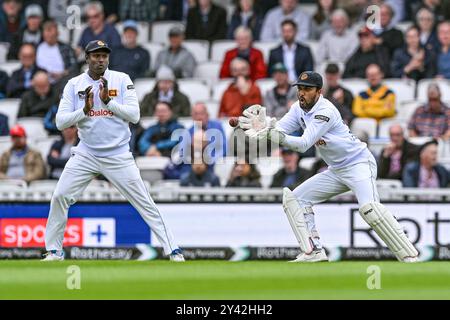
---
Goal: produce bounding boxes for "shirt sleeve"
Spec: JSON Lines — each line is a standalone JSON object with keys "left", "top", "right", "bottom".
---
{"left": 105, "top": 74, "right": 140, "bottom": 124}
{"left": 55, "top": 80, "right": 86, "bottom": 131}
{"left": 281, "top": 109, "right": 335, "bottom": 153}
{"left": 275, "top": 103, "right": 301, "bottom": 134}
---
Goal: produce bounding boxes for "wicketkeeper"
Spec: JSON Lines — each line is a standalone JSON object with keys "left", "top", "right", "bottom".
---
{"left": 238, "top": 71, "right": 418, "bottom": 263}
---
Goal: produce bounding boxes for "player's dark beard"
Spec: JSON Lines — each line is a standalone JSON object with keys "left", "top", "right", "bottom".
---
{"left": 299, "top": 94, "right": 319, "bottom": 111}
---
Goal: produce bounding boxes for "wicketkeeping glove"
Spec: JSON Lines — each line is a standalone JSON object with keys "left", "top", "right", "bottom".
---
{"left": 238, "top": 104, "right": 278, "bottom": 140}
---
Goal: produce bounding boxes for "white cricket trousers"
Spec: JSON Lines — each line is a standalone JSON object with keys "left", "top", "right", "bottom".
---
{"left": 45, "top": 149, "right": 178, "bottom": 255}
{"left": 292, "top": 155, "right": 379, "bottom": 243}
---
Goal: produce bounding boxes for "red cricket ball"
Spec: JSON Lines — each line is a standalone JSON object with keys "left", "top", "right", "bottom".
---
{"left": 229, "top": 117, "right": 239, "bottom": 127}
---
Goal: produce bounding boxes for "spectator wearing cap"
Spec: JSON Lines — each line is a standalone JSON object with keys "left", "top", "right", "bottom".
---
{"left": 0, "top": 125, "right": 46, "bottom": 183}
{"left": 0, "top": 0, "right": 25, "bottom": 43}
{"left": 109, "top": 20, "right": 150, "bottom": 81}
{"left": 219, "top": 26, "right": 267, "bottom": 81}
{"left": 138, "top": 101, "right": 184, "bottom": 157}
{"left": 47, "top": 125, "right": 79, "bottom": 179}
{"left": 227, "top": 0, "right": 263, "bottom": 41}
{"left": 185, "top": 0, "right": 227, "bottom": 42}
{"left": 403, "top": 140, "right": 449, "bottom": 188}
{"left": 18, "top": 71, "right": 58, "bottom": 117}
{"left": 378, "top": 124, "right": 419, "bottom": 180}
{"left": 271, "top": 148, "right": 309, "bottom": 189}
{"left": 323, "top": 63, "right": 354, "bottom": 125}
{"left": 316, "top": 9, "right": 358, "bottom": 66}
{"left": 415, "top": 8, "right": 440, "bottom": 53}
{"left": 141, "top": 65, "right": 191, "bottom": 117}
{"left": 36, "top": 19, "right": 78, "bottom": 86}
{"left": 391, "top": 26, "right": 437, "bottom": 82}
{"left": 153, "top": 25, "right": 197, "bottom": 79}
{"left": 7, "top": 3, "right": 43, "bottom": 60}
{"left": 352, "top": 64, "right": 396, "bottom": 123}
{"left": 7, "top": 43, "right": 45, "bottom": 98}
{"left": 371, "top": 3, "right": 405, "bottom": 58}
{"left": 0, "top": 112, "right": 9, "bottom": 136}
{"left": 436, "top": 21, "right": 450, "bottom": 79}
{"left": 219, "top": 57, "right": 262, "bottom": 118}
{"left": 77, "top": 1, "right": 121, "bottom": 57}
{"left": 268, "top": 19, "right": 314, "bottom": 83}
{"left": 260, "top": 0, "right": 311, "bottom": 43}
{"left": 264, "top": 62, "right": 297, "bottom": 119}
{"left": 343, "top": 27, "right": 390, "bottom": 78}
{"left": 408, "top": 83, "right": 450, "bottom": 139}
{"left": 119, "top": 0, "right": 160, "bottom": 22}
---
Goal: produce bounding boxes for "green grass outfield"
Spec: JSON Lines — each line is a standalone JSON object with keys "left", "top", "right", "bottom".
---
{"left": 0, "top": 260, "right": 449, "bottom": 299}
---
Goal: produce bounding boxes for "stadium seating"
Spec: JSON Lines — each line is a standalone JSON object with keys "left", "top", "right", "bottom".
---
{"left": 17, "top": 117, "right": 49, "bottom": 140}
{"left": 0, "top": 42, "right": 9, "bottom": 64}
{"left": 0, "top": 61, "right": 21, "bottom": 76}
{"left": 213, "top": 157, "right": 236, "bottom": 186}
{"left": 0, "top": 179, "right": 27, "bottom": 201}
{"left": 397, "top": 101, "right": 421, "bottom": 121}
{"left": 383, "top": 78, "right": 415, "bottom": 105}
{"left": 340, "top": 78, "right": 368, "bottom": 97}
{"left": 350, "top": 117, "right": 377, "bottom": 138}
{"left": 27, "top": 179, "right": 58, "bottom": 201}
{"left": 0, "top": 136, "right": 11, "bottom": 154}
{"left": 299, "top": 157, "right": 317, "bottom": 171}
{"left": 194, "top": 61, "right": 221, "bottom": 83}
{"left": 204, "top": 100, "right": 219, "bottom": 117}
{"left": 253, "top": 41, "right": 279, "bottom": 63}
{"left": 140, "top": 116, "right": 157, "bottom": 129}
{"left": 177, "top": 79, "right": 210, "bottom": 104}
{"left": 183, "top": 40, "right": 209, "bottom": 63}
{"left": 57, "top": 25, "right": 70, "bottom": 44}
{"left": 141, "top": 42, "right": 164, "bottom": 70}
{"left": 0, "top": 99, "right": 21, "bottom": 128}
{"left": 211, "top": 79, "right": 233, "bottom": 101}
{"left": 417, "top": 79, "right": 450, "bottom": 102}
{"left": 210, "top": 40, "right": 235, "bottom": 62}
{"left": 255, "top": 78, "right": 276, "bottom": 97}
{"left": 256, "top": 157, "right": 283, "bottom": 188}
{"left": 34, "top": 136, "right": 60, "bottom": 159}
{"left": 378, "top": 118, "right": 408, "bottom": 139}
{"left": 133, "top": 77, "right": 156, "bottom": 102}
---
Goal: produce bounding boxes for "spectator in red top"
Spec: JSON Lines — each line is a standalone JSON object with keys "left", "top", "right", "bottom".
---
{"left": 219, "top": 26, "right": 267, "bottom": 81}
{"left": 219, "top": 57, "right": 262, "bottom": 118}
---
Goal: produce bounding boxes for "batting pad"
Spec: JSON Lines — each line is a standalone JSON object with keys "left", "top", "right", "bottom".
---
{"left": 359, "top": 202, "right": 418, "bottom": 261}
{"left": 282, "top": 188, "right": 314, "bottom": 254}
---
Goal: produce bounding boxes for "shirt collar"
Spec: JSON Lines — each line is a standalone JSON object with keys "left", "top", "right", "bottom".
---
{"left": 282, "top": 42, "right": 297, "bottom": 51}
{"left": 305, "top": 95, "right": 323, "bottom": 114}
{"left": 85, "top": 68, "right": 110, "bottom": 81}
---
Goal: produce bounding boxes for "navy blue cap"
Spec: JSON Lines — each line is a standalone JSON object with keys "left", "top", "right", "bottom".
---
{"left": 292, "top": 71, "right": 323, "bottom": 89}
{"left": 85, "top": 40, "right": 112, "bottom": 54}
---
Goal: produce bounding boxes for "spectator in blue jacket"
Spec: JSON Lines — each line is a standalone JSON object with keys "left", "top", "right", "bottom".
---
{"left": 43, "top": 103, "right": 59, "bottom": 135}
{"left": 227, "top": 0, "right": 263, "bottom": 41}
{"left": 0, "top": 0, "right": 25, "bottom": 43}
{"left": 76, "top": 1, "right": 121, "bottom": 57}
{"left": 109, "top": 20, "right": 150, "bottom": 81}
{"left": 0, "top": 113, "right": 9, "bottom": 136}
{"left": 138, "top": 101, "right": 184, "bottom": 157}
{"left": 403, "top": 140, "right": 449, "bottom": 188}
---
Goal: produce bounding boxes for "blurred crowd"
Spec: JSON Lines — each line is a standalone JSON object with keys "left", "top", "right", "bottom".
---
{"left": 0, "top": 0, "right": 449, "bottom": 189}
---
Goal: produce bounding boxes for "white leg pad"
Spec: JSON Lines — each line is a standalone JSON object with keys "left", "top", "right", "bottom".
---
{"left": 282, "top": 188, "right": 315, "bottom": 254}
{"left": 359, "top": 203, "right": 418, "bottom": 261}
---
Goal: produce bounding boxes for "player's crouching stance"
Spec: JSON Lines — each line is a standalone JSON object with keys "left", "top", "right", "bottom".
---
{"left": 42, "top": 40, "right": 184, "bottom": 262}
{"left": 239, "top": 71, "right": 418, "bottom": 263}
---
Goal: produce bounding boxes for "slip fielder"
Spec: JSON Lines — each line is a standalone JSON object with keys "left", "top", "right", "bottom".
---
{"left": 42, "top": 40, "right": 184, "bottom": 261}
{"left": 239, "top": 71, "right": 418, "bottom": 263}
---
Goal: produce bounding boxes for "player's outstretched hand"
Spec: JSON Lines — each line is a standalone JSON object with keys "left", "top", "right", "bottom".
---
{"left": 99, "top": 76, "right": 110, "bottom": 105}
{"left": 83, "top": 85, "right": 94, "bottom": 115}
